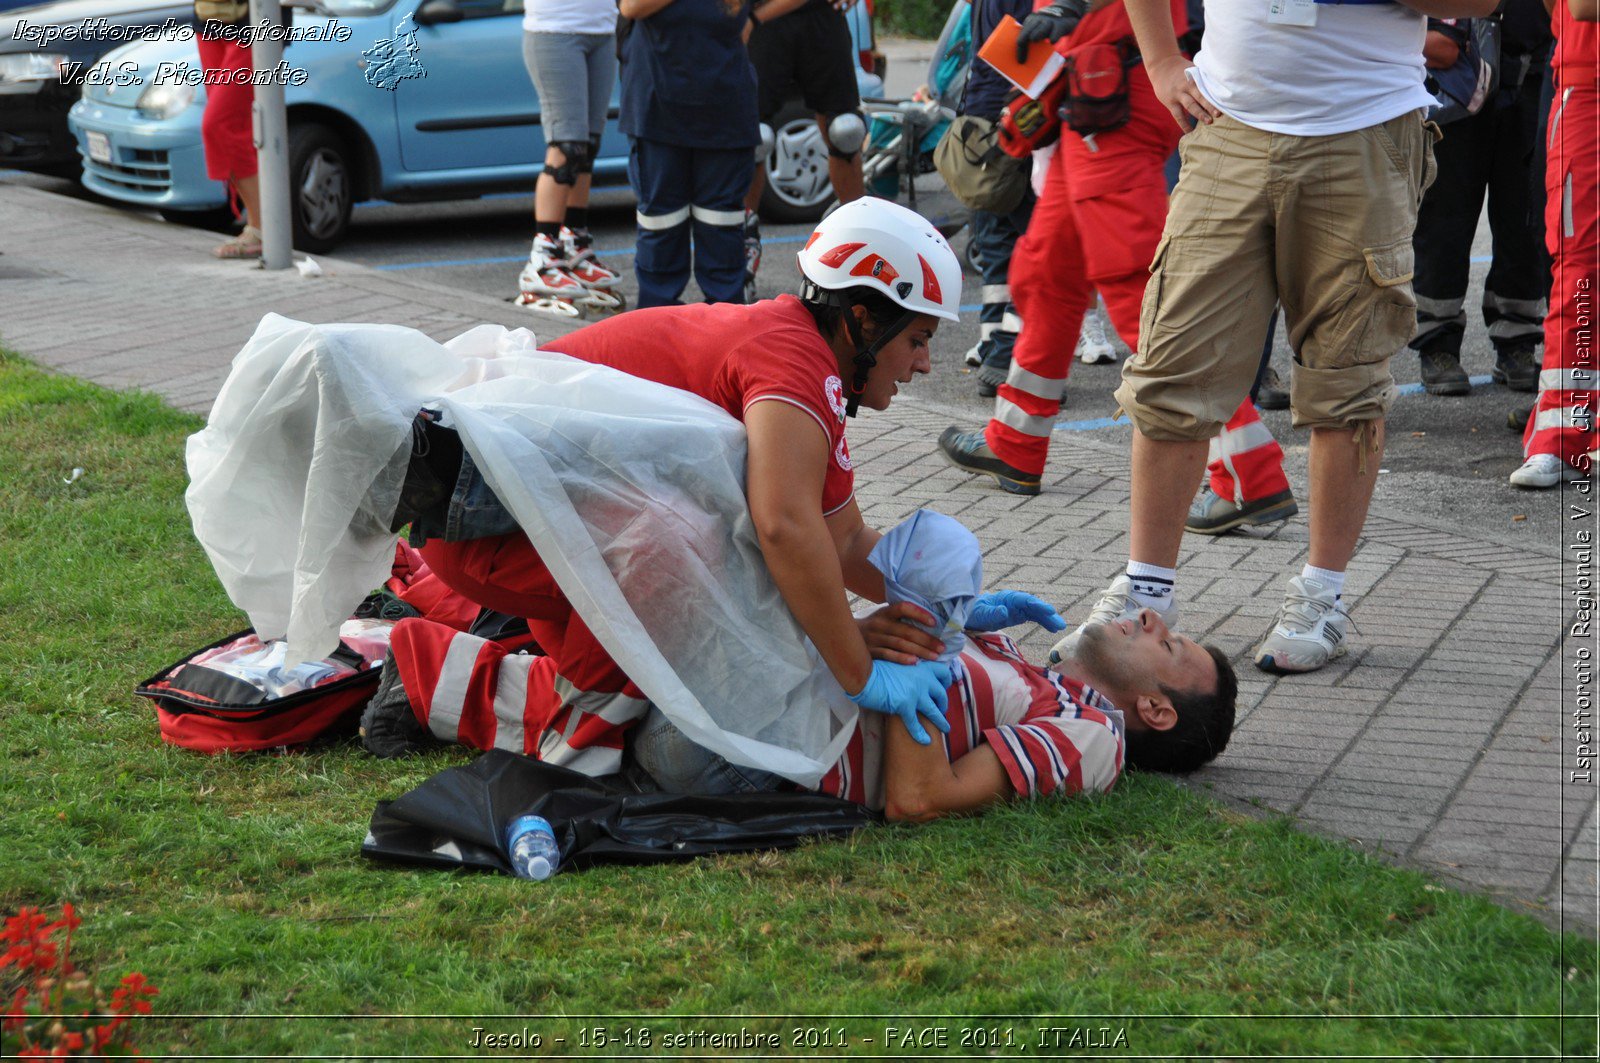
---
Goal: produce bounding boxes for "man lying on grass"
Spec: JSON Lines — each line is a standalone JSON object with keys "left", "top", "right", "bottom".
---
{"left": 846, "top": 607, "right": 1235, "bottom": 822}
{"left": 364, "top": 598, "right": 1237, "bottom": 822}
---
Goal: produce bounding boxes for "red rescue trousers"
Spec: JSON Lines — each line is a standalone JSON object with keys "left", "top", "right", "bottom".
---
{"left": 393, "top": 532, "right": 649, "bottom": 775}
{"left": 1207, "top": 401, "right": 1292, "bottom": 503}
{"left": 985, "top": 65, "right": 1179, "bottom": 476}
{"left": 1526, "top": 80, "right": 1598, "bottom": 469}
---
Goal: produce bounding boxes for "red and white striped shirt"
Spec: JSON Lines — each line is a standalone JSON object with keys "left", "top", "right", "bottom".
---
{"left": 816, "top": 632, "right": 1126, "bottom": 811}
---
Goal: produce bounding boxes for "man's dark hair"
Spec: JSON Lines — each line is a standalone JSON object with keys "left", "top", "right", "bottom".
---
{"left": 801, "top": 287, "right": 906, "bottom": 340}
{"left": 1123, "top": 644, "right": 1237, "bottom": 775}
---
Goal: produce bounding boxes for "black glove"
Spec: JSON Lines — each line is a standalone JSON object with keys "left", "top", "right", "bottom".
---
{"left": 1015, "top": 0, "right": 1089, "bottom": 62}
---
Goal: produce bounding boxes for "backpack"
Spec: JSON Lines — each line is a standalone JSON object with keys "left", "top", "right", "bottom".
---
{"left": 1427, "top": 17, "right": 1501, "bottom": 124}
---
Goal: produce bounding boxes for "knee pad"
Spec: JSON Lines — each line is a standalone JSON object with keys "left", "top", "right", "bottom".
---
{"left": 546, "top": 140, "right": 592, "bottom": 185}
{"left": 755, "top": 122, "right": 774, "bottom": 161}
{"left": 822, "top": 112, "right": 866, "bottom": 160}
{"left": 585, "top": 134, "right": 601, "bottom": 171}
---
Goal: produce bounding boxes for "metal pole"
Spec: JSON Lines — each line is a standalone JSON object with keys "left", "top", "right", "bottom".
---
{"left": 250, "top": 0, "right": 292, "bottom": 269}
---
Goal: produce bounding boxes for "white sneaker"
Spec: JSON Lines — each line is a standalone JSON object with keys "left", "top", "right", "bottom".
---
{"left": 964, "top": 342, "right": 984, "bottom": 367}
{"left": 1076, "top": 304, "right": 1117, "bottom": 364}
{"left": 1048, "top": 573, "right": 1179, "bottom": 665}
{"left": 1508, "top": 453, "right": 1582, "bottom": 489}
{"left": 1253, "top": 574, "right": 1348, "bottom": 674}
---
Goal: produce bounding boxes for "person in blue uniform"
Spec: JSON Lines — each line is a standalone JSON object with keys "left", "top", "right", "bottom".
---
{"left": 618, "top": 0, "right": 759, "bottom": 305}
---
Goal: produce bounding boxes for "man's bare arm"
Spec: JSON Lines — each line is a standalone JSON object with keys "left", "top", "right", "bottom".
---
{"left": 1123, "top": 0, "right": 1221, "bottom": 128}
{"left": 882, "top": 718, "right": 1014, "bottom": 823}
{"left": 1573, "top": 0, "right": 1599, "bottom": 21}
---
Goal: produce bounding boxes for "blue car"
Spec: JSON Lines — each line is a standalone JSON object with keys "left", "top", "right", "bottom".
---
{"left": 69, "top": 0, "right": 883, "bottom": 250}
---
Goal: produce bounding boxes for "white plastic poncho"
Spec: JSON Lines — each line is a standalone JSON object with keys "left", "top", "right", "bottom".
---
{"left": 185, "top": 314, "right": 856, "bottom": 787}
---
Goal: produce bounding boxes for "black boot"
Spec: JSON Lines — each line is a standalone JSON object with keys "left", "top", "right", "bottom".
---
{"left": 1256, "top": 365, "right": 1289, "bottom": 410}
{"left": 1492, "top": 345, "right": 1540, "bottom": 392}
{"left": 1418, "top": 349, "right": 1470, "bottom": 396}
{"left": 359, "top": 650, "right": 435, "bottom": 758}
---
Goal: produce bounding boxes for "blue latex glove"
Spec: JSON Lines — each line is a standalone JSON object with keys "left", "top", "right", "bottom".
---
{"left": 966, "top": 590, "right": 1067, "bottom": 633}
{"left": 846, "top": 660, "right": 953, "bottom": 745}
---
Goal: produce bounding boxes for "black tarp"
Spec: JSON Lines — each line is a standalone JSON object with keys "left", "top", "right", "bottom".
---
{"left": 361, "top": 749, "right": 879, "bottom": 875}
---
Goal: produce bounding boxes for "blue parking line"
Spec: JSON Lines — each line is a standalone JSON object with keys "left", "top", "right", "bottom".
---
{"left": 1398, "top": 372, "right": 1494, "bottom": 396}
{"left": 373, "top": 231, "right": 814, "bottom": 272}
{"left": 1054, "top": 415, "right": 1127, "bottom": 432}
{"left": 372, "top": 239, "right": 1498, "bottom": 274}
{"left": 1050, "top": 375, "right": 1495, "bottom": 432}
{"left": 376, "top": 254, "right": 527, "bottom": 270}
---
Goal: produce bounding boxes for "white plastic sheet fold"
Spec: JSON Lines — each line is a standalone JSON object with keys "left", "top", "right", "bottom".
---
{"left": 186, "top": 314, "right": 856, "bottom": 786}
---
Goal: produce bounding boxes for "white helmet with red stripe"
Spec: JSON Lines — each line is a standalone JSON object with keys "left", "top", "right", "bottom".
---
{"left": 797, "top": 197, "right": 962, "bottom": 322}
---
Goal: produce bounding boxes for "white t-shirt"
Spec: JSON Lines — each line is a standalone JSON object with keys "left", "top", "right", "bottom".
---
{"left": 522, "top": 0, "right": 614, "bottom": 35}
{"left": 1190, "top": 0, "right": 1435, "bottom": 136}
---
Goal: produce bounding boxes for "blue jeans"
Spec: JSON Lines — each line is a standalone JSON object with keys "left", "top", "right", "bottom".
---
{"left": 622, "top": 706, "right": 788, "bottom": 795}
{"left": 407, "top": 420, "right": 517, "bottom": 547}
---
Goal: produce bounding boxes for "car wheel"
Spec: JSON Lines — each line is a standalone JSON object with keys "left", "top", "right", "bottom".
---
{"left": 759, "top": 99, "right": 834, "bottom": 224}
{"left": 964, "top": 232, "right": 984, "bottom": 275}
{"left": 289, "top": 123, "right": 353, "bottom": 253}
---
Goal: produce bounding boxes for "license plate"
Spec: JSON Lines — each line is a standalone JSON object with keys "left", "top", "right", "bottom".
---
{"left": 86, "top": 131, "right": 111, "bottom": 164}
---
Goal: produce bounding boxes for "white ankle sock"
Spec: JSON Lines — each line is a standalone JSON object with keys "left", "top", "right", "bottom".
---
{"left": 1301, "top": 564, "right": 1345, "bottom": 599}
{"left": 1125, "top": 561, "right": 1176, "bottom": 612}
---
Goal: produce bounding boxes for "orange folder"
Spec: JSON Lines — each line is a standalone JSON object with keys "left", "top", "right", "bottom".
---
{"left": 977, "top": 14, "right": 1066, "bottom": 99}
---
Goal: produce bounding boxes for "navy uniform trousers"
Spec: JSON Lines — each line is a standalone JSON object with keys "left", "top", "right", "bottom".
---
{"left": 629, "top": 138, "right": 754, "bottom": 307}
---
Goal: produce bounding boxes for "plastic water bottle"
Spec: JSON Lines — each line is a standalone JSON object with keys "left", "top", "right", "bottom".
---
{"left": 505, "top": 815, "right": 560, "bottom": 881}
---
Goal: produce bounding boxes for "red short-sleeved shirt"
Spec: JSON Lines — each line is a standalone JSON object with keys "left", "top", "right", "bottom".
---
{"left": 543, "top": 295, "right": 856, "bottom": 515}
{"left": 1553, "top": 2, "right": 1598, "bottom": 82}
{"left": 817, "top": 633, "right": 1126, "bottom": 811}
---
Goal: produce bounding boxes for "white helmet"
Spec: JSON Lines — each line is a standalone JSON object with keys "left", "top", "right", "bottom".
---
{"left": 796, "top": 197, "right": 962, "bottom": 323}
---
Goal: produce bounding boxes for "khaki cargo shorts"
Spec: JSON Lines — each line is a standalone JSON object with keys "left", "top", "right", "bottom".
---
{"left": 1116, "top": 109, "right": 1438, "bottom": 440}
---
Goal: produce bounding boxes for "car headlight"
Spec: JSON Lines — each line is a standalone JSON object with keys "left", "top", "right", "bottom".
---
{"left": 0, "top": 52, "right": 67, "bottom": 91}
{"left": 136, "top": 80, "right": 195, "bottom": 119}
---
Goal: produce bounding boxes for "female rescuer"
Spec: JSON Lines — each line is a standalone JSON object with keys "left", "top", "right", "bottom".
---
{"left": 362, "top": 197, "right": 1064, "bottom": 771}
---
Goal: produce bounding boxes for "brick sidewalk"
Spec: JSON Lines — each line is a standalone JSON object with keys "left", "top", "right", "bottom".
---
{"left": 3, "top": 184, "right": 1593, "bottom": 934}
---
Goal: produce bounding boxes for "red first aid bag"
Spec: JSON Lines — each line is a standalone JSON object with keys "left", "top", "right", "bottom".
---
{"left": 137, "top": 542, "right": 489, "bottom": 753}
{"left": 135, "top": 613, "right": 396, "bottom": 754}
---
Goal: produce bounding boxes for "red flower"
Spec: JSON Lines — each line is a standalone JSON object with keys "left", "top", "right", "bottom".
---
{"left": 2, "top": 907, "right": 160, "bottom": 1058}
{"left": 2, "top": 909, "right": 48, "bottom": 947}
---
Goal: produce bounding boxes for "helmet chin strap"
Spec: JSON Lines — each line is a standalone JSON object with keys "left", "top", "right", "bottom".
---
{"left": 803, "top": 280, "right": 917, "bottom": 418}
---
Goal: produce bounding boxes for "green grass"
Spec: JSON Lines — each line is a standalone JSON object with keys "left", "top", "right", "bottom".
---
{"left": 1, "top": 348, "right": 1596, "bottom": 1058}
{"left": 877, "top": 0, "right": 955, "bottom": 42}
